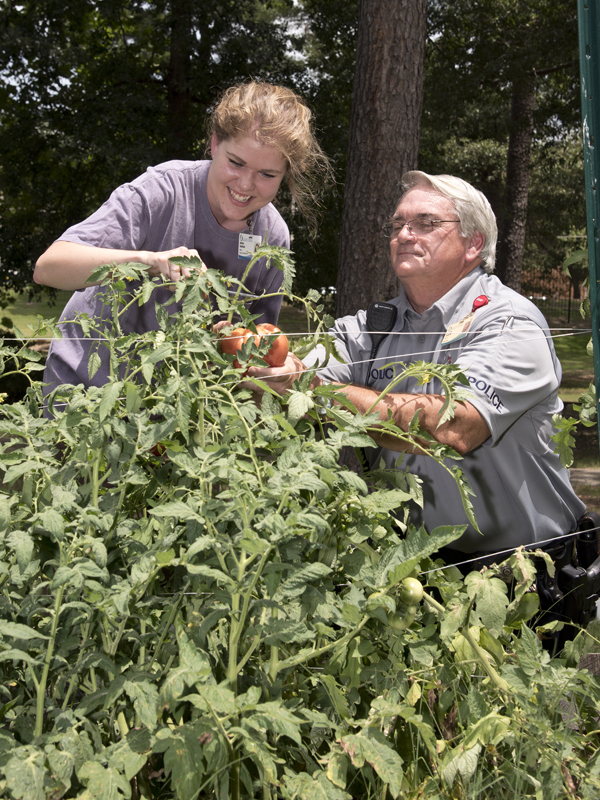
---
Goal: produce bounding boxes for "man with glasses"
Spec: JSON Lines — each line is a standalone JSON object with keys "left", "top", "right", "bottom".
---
{"left": 251, "top": 170, "right": 586, "bottom": 561}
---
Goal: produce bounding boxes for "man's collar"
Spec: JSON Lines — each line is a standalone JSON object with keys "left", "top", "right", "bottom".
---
{"left": 433, "top": 266, "right": 486, "bottom": 324}
{"left": 397, "top": 266, "right": 486, "bottom": 325}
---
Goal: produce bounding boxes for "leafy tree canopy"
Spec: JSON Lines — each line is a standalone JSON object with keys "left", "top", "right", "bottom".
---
{"left": 0, "top": 0, "right": 587, "bottom": 303}
{"left": 0, "top": 0, "right": 302, "bottom": 300}
{"left": 422, "top": 0, "right": 583, "bottom": 278}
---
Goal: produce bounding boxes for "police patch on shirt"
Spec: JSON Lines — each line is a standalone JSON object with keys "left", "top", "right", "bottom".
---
{"left": 370, "top": 366, "right": 396, "bottom": 382}
{"left": 468, "top": 375, "right": 504, "bottom": 411}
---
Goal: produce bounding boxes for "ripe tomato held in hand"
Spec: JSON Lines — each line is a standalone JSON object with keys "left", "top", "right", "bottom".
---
{"left": 255, "top": 323, "right": 289, "bottom": 367}
{"left": 219, "top": 324, "right": 288, "bottom": 369}
{"left": 219, "top": 327, "right": 260, "bottom": 369}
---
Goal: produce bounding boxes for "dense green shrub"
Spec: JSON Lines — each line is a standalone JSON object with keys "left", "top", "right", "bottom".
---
{"left": 0, "top": 253, "right": 599, "bottom": 799}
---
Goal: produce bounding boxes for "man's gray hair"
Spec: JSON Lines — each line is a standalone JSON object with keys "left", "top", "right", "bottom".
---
{"left": 399, "top": 171, "right": 498, "bottom": 273}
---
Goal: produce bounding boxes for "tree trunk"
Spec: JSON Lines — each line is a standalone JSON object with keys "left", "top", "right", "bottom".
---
{"left": 166, "top": 0, "right": 194, "bottom": 159}
{"left": 496, "top": 74, "right": 535, "bottom": 292}
{"left": 336, "top": 0, "right": 427, "bottom": 318}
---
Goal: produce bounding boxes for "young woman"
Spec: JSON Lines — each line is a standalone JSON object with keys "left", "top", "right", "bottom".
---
{"left": 34, "top": 81, "right": 330, "bottom": 391}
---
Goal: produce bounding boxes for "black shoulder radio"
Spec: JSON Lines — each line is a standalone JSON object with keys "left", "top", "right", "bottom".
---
{"left": 365, "top": 302, "right": 397, "bottom": 387}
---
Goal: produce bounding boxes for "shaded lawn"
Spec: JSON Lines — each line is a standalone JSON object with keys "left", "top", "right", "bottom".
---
{"left": 553, "top": 328, "right": 594, "bottom": 390}
{"left": 1, "top": 289, "right": 72, "bottom": 336}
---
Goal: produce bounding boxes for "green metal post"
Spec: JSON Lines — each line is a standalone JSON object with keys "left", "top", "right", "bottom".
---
{"left": 578, "top": 0, "right": 600, "bottom": 459}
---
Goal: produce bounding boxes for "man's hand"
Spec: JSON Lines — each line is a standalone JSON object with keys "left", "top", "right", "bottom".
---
{"left": 242, "top": 353, "right": 308, "bottom": 395}
{"left": 330, "top": 383, "right": 490, "bottom": 455}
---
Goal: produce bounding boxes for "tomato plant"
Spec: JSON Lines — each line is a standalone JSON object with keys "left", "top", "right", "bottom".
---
{"left": 399, "top": 576, "right": 424, "bottom": 605}
{"left": 219, "top": 326, "right": 260, "bottom": 368}
{"left": 387, "top": 607, "right": 417, "bottom": 631}
{"left": 0, "top": 253, "right": 598, "bottom": 800}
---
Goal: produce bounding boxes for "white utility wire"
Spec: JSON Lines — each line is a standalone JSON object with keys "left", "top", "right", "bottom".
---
{"left": 421, "top": 524, "right": 600, "bottom": 576}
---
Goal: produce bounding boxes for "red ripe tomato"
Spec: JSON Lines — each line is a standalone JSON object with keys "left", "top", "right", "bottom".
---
{"left": 219, "top": 324, "right": 289, "bottom": 369}
{"left": 255, "top": 323, "right": 289, "bottom": 367}
{"left": 219, "top": 327, "right": 259, "bottom": 369}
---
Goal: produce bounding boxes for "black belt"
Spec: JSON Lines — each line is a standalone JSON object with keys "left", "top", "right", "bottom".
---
{"left": 435, "top": 538, "right": 572, "bottom": 577}
{"left": 435, "top": 511, "right": 600, "bottom": 576}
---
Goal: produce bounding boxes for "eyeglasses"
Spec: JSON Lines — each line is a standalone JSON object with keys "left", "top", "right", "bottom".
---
{"left": 382, "top": 217, "right": 460, "bottom": 238}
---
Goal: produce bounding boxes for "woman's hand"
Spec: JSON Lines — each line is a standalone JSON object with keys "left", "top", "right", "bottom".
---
{"left": 34, "top": 241, "right": 205, "bottom": 291}
{"left": 144, "top": 246, "right": 205, "bottom": 289}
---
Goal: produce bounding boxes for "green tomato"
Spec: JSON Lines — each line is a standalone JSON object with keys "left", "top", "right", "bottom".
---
{"left": 387, "top": 609, "right": 416, "bottom": 631}
{"left": 399, "top": 577, "right": 424, "bottom": 606}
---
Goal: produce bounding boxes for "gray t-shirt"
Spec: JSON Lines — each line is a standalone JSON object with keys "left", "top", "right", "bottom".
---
{"left": 43, "top": 160, "right": 290, "bottom": 391}
{"left": 315, "top": 267, "right": 585, "bottom": 553}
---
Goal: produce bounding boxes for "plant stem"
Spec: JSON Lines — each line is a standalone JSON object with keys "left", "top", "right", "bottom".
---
{"left": 35, "top": 585, "right": 65, "bottom": 737}
{"left": 147, "top": 582, "right": 190, "bottom": 671}
{"left": 268, "top": 607, "right": 279, "bottom": 686}
{"left": 139, "top": 618, "right": 146, "bottom": 667}
{"left": 230, "top": 760, "right": 240, "bottom": 800}
{"left": 228, "top": 547, "right": 273, "bottom": 690}
{"left": 204, "top": 696, "right": 234, "bottom": 754}
{"left": 423, "top": 591, "right": 510, "bottom": 693}
{"left": 196, "top": 399, "right": 205, "bottom": 448}
{"left": 422, "top": 591, "right": 445, "bottom": 615}
{"left": 226, "top": 251, "right": 263, "bottom": 324}
{"left": 213, "top": 386, "right": 263, "bottom": 488}
{"left": 105, "top": 484, "right": 127, "bottom": 547}
{"left": 227, "top": 590, "right": 241, "bottom": 694}
{"left": 109, "top": 617, "right": 130, "bottom": 659}
{"left": 273, "top": 614, "right": 371, "bottom": 678}
{"left": 62, "top": 621, "right": 92, "bottom": 709}
{"left": 462, "top": 624, "right": 510, "bottom": 693}
{"left": 236, "top": 633, "right": 262, "bottom": 675}
{"left": 226, "top": 555, "right": 245, "bottom": 800}
{"left": 91, "top": 452, "right": 100, "bottom": 508}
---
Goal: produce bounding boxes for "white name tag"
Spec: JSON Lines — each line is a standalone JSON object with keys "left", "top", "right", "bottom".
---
{"left": 442, "top": 311, "right": 475, "bottom": 345}
{"left": 238, "top": 233, "right": 263, "bottom": 260}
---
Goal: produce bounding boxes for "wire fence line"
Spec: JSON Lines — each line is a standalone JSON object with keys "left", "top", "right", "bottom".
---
{"left": 1, "top": 324, "right": 594, "bottom": 345}
{"left": 2, "top": 326, "right": 594, "bottom": 389}
{"left": 522, "top": 266, "right": 588, "bottom": 322}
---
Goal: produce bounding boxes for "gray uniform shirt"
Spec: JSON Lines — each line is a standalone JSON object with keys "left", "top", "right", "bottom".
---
{"left": 43, "top": 160, "right": 289, "bottom": 391}
{"left": 316, "top": 267, "right": 585, "bottom": 553}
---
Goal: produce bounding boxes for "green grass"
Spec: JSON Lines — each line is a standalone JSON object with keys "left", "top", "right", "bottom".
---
{"left": 276, "top": 303, "right": 311, "bottom": 335}
{"left": 1, "top": 290, "right": 72, "bottom": 336}
{"left": 553, "top": 328, "right": 594, "bottom": 386}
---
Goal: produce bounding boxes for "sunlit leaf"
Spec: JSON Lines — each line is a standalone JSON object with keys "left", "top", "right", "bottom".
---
{"left": 338, "top": 729, "right": 404, "bottom": 798}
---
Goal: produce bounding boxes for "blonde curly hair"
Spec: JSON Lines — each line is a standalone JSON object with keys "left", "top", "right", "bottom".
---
{"left": 208, "top": 82, "right": 332, "bottom": 233}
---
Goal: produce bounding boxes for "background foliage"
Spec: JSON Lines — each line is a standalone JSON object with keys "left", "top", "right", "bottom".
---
{"left": 0, "top": 0, "right": 585, "bottom": 302}
{"left": 0, "top": 0, "right": 301, "bottom": 300}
